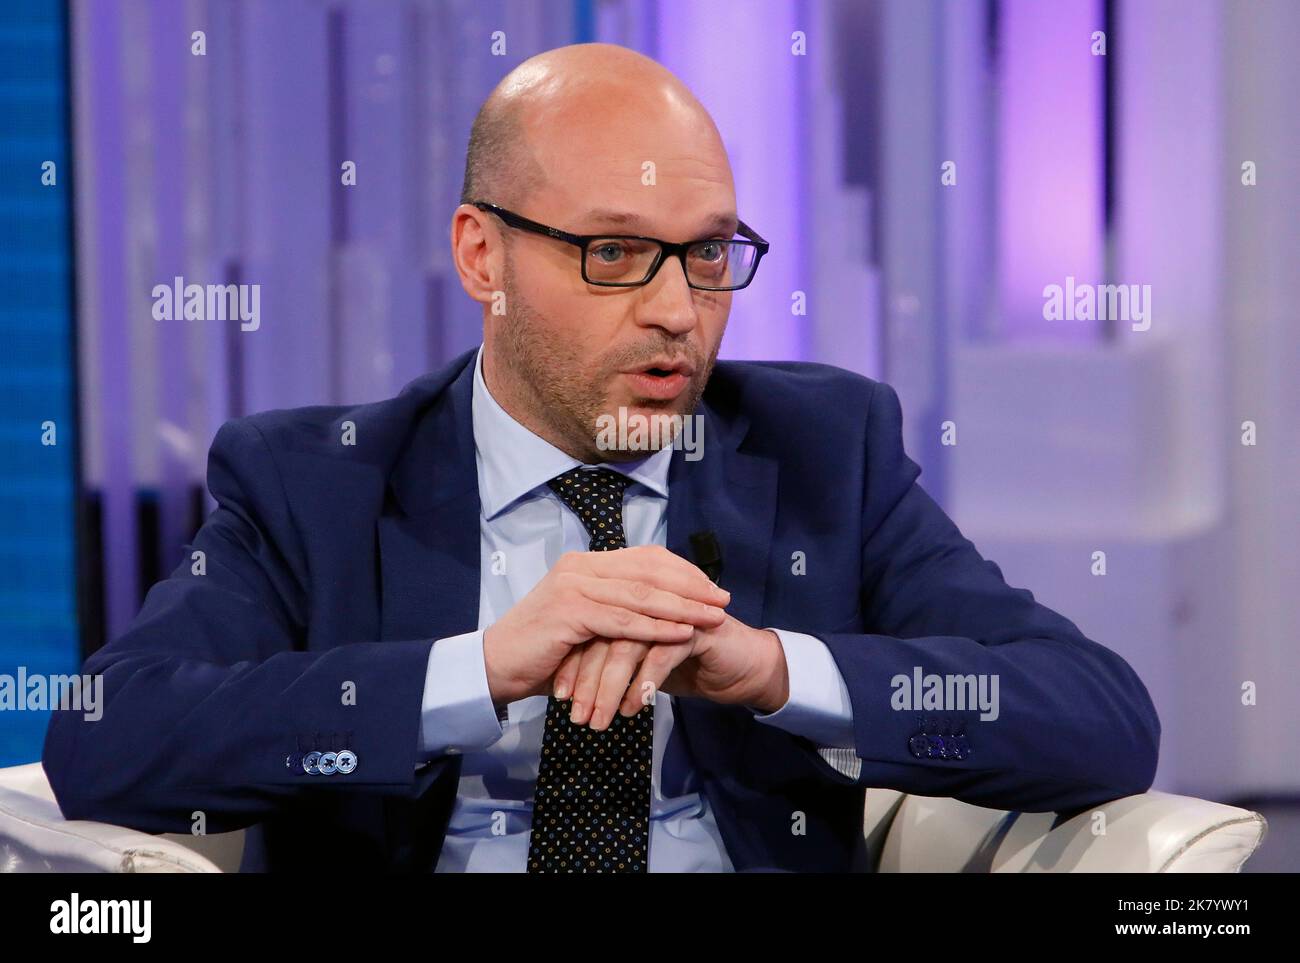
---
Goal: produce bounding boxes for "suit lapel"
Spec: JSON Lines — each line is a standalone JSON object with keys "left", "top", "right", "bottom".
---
{"left": 666, "top": 400, "right": 778, "bottom": 629}
{"left": 378, "top": 353, "right": 481, "bottom": 644}
{"left": 666, "top": 396, "right": 779, "bottom": 799}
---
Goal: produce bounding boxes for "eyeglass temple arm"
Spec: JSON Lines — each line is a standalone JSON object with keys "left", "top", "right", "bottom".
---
{"left": 736, "top": 219, "right": 768, "bottom": 249}
{"left": 472, "top": 201, "right": 586, "bottom": 246}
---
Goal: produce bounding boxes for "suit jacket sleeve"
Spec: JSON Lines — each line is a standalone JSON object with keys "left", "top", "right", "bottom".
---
{"left": 41, "top": 418, "right": 448, "bottom": 835}
{"left": 798, "top": 381, "right": 1161, "bottom": 813}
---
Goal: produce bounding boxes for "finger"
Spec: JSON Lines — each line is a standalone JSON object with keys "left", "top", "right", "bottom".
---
{"left": 552, "top": 645, "right": 585, "bottom": 701}
{"left": 620, "top": 639, "right": 694, "bottom": 717}
{"left": 572, "top": 599, "right": 697, "bottom": 646}
{"left": 574, "top": 546, "right": 731, "bottom": 606}
{"left": 577, "top": 575, "right": 727, "bottom": 628}
{"left": 569, "top": 640, "right": 610, "bottom": 726}
{"left": 589, "top": 639, "right": 651, "bottom": 731}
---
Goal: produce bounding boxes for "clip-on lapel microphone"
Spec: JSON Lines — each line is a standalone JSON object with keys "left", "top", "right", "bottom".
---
{"left": 688, "top": 530, "right": 724, "bottom": 585}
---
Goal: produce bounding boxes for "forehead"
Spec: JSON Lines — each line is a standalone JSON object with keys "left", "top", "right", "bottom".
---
{"left": 524, "top": 102, "right": 737, "bottom": 239}
{"left": 531, "top": 153, "right": 739, "bottom": 241}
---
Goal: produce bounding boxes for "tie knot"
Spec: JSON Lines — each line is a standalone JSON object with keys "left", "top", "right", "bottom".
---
{"left": 547, "top": 467, "right": 631, "bottom": 550}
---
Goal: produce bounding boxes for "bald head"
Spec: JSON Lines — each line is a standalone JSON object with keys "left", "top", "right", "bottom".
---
{"left": 458, "top": 43, "right": 730, "bottom": 212}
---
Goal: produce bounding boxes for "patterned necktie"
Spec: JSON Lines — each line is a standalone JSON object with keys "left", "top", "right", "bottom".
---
{"left": 526, "top": 466, "right": 654, "bottom": 873}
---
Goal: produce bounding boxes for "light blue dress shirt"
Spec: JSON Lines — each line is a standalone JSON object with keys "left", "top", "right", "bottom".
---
{"left": 421, "top": 346, "right": 854, "bottom": 872}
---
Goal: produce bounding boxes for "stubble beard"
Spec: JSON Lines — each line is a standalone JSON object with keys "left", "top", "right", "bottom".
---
{"left": 494, "top": 261, "right": 717, "bottom": 464}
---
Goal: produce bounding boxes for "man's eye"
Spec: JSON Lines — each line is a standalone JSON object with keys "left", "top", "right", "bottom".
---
{"left": 591, "top": 243, "right": 626, "bottom": 263}
{"left": 692, "top": 242, "right": 725, "bottom": 262}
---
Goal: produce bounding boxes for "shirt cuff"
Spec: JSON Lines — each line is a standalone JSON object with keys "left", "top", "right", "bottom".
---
{"left": 419, "top": 629, "right": 505, "bottom": 758}
{"left": 751, "top": 629, "right": 856, "bottom": 749}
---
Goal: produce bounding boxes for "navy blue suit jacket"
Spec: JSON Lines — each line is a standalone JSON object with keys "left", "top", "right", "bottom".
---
{"left": 43, "top": 348, "right": 1160, "bottom": 872}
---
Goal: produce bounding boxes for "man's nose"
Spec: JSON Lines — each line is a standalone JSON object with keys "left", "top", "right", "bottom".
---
{"left": 634, "top": 254, "right": 699, "bottom": 335}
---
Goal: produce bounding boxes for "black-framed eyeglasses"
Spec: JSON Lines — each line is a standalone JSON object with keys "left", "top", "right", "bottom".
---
{"left": 472, "top": 200, "right": 769, "bottom": 291}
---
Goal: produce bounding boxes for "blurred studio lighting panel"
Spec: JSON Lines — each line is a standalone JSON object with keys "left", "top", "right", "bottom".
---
{"left": 0, "top": 0, "right": 80, "bottom": 765}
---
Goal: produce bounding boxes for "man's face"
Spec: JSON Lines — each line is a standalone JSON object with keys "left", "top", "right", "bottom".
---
{"left": 482, "top": 95, "right": 737, "bottom": 463}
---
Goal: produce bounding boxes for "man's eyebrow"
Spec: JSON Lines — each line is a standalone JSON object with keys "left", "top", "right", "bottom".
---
{"left": 577, "top": 209, "right": 740, "bottom": 238}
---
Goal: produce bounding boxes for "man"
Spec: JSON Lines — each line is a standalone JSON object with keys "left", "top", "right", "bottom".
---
{"left": 43, "top": 43, "right": 1159, "bottom": 873}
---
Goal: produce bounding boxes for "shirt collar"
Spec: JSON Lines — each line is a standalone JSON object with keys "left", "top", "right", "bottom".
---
{"left": 471, "top": 344, "right": 672, "bottom": 520}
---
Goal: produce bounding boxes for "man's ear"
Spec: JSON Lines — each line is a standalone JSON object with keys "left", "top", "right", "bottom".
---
{"left": 450, "top": 204, "right": 502, "bottom": 305}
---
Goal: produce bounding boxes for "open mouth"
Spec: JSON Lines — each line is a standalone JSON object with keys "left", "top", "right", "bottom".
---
{"left": 623, "top": 363, "right": 692, "bottom": 400}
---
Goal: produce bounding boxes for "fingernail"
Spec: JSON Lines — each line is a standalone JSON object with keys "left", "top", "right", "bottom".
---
{"left": 571, "top": 701, "right": 584, "bottom": 721}
{"left": 554, "top": 681, "right": 570, "bottom": 700}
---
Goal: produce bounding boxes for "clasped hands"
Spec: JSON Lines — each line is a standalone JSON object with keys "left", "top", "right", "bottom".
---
{"left": 482, "top": 545, "right": 790, "bottom": 730}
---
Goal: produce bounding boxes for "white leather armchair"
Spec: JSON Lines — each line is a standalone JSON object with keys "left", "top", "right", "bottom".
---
{"left": 0, "top": 763, "right": 240, "bottom": 873}
{"left": 860, "top": 786, "right": 1267, "bottom": 872}
{"left": 0, "top": 761, "right": 1266, "bottom": 873}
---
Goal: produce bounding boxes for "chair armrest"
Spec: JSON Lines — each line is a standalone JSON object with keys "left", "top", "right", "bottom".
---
{"left": 0, "top": 762, "right": 229, "bottom": 873}
{"left": 873, "top": 789, "right": 1267, "bottom": 872}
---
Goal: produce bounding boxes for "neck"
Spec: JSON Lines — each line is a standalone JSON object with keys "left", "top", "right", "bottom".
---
{"left": 481, "top": 345, "right": 604, "bottom": 464}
